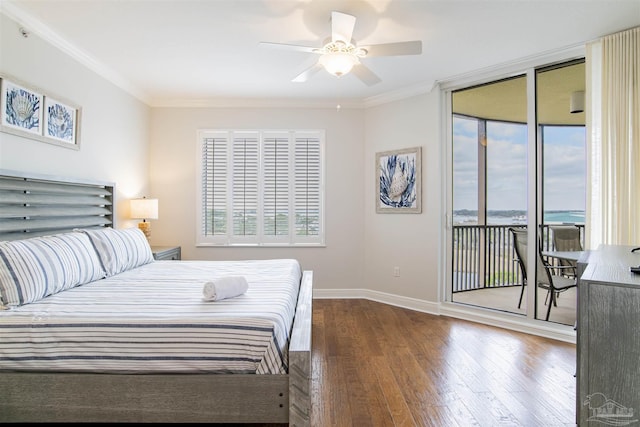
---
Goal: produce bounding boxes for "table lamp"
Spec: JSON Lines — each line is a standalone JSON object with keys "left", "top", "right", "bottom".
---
{"left": 130, "top": 197, "right": 158, "bottom": 239}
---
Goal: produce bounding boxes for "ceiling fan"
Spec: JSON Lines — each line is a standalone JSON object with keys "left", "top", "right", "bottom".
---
{"left": 259, "top": 11, "right": 422, "bottom": 86}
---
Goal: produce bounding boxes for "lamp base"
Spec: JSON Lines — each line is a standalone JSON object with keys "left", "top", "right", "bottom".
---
{"left": 137, "top": 221, "right": 151, "bottom": 239}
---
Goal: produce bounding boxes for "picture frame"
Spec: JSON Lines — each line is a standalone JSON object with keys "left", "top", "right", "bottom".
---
{"left": 44, "top": 97, "right": 77, "bottom": 145}
{"left": 0, "top": 74, "right": 81, "bottom": 150}
{"left": 376, "top": 146, "right": 422, "bottom": 214}
{"left": 1, "top": 79, "right": 43, "bottom": 136}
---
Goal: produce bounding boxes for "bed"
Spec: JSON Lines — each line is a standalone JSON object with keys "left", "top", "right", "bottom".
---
{"left": 0, "top": 169, "right": 312, "bottom": 425}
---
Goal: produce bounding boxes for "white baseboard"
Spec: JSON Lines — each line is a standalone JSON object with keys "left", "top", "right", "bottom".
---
{"left": 313, "top": 289, "right": 576, "bottom": 344}
{"left": 313, "top": 288, "right": 439, "bottom": 313}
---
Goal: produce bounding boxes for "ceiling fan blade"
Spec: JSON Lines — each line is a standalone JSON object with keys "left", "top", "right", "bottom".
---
{"left": 361, "top": 40, "right": 422, "bottom": 57}
{"left": 351, "top": 63, "right": 382, "bottom": 86}
{"left": 292, "top": 61, "right": 324, "bottom": 83}
{"left": 331, "top": 11, "right": 356, "bottom": 44}
{"left": 259, "top": 41, "right": 319, "bottom": 54}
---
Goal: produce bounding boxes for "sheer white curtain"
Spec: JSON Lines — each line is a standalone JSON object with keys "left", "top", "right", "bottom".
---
{"left": 586, "top": 27, "right": 640, "bottom": 247}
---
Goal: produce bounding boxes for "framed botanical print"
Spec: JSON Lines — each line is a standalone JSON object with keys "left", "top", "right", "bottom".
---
{"left": 0, "top": 74, "right": 81, "bottom": 150}
{"left": 44, "top": 97, "right": 77, "bottom": 145}
{"left": 376, "top": 146, "right": 422, "bottom": 214}
{"left": 1, "top": 79, "right": 43, "bottom": 136}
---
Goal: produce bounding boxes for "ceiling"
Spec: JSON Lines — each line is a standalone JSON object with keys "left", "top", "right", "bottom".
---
{"left": 453, "top": 61, "right": 586, "bottom": 125}
{"left": 2, "top": 0, "right": 639, "bottom": 108}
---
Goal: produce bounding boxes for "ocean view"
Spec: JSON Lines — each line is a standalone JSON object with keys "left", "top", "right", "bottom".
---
{"left": 453, "top": 210, "right": 585, "bottom": 225}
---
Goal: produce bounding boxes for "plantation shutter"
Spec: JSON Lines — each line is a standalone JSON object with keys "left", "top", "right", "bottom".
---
{"left": 294, "top": 135, "right": 322, "bottom": 238}
{"left": 197, "top": 129, "right": 324, "bottom": 246}
{"left": 201, "top": 133, "right": 228, "bottom": 236}
{"left": 263, "top": 133, "right": 290, "bottom": 238}
{"left": 232, "top": 133, "right": 259, "bottom": 238}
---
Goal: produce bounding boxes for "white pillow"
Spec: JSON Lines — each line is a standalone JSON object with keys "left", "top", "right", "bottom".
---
{"left": 81, "top": 227, "right": 154, "bottom": 276}
{"left": 0, "top": 232, "right": 106, "bottom": 307}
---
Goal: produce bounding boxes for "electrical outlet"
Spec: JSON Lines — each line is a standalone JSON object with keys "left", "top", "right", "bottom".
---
{"left": 393, "top": 267, "right": 400, "bottom": 277}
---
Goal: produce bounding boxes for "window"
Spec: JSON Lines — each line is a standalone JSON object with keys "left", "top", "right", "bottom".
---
{"left": 197, "top": 129, "right": 324, "bottom": 246}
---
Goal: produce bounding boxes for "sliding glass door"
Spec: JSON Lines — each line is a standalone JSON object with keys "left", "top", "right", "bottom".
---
{"left": 450, "top": 75, "right": 529, "bottom": 317}
{"left": 535, "top": 61, "right": 586, "bottom": 323}
{"left": 448, "top": 60, "right": 585, "bottom": 325}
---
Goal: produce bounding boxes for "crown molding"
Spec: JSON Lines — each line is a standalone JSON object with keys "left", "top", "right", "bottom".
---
{"left": 362, "top": 80, "right": 435, "bottom": 108}
{"left": 2, "top": 1, "right": 430, "bottom": 110}
{"left": 148, "top": 96, "right": 366, "bottom": 109}
{"left": 438, "top": 43, "right": 586, "bottom": 92}
{"left": 1, "top": 1, "right": 592, "bottom": 112}
{"left": 1, "top": 1, "right": 151, "bottom": 105}
{"left": 2, "top": 1, "right": 441, "bottom": 110}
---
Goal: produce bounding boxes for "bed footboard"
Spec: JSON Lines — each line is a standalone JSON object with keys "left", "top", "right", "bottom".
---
{"left": 289, "top": 270, "right": 313, "bottom": 426}
{"left": 0, "top": 373, "right": 290, "bottom": 422}
{"left": 0, "top": 271, "right": 314, "bottom": 425}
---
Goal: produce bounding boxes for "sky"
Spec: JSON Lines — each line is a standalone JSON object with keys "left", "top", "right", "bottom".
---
{"left": 453, "top": 116, "right": 586, "bottom": 212}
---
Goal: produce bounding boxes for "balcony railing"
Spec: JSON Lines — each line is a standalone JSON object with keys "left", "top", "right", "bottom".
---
{"left": 452, "top": 223, "right": 585, "bottom": 293}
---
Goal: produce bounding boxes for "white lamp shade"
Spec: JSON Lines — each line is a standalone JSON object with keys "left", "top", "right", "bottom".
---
{"left": 319, "top": 52, "right": 358, "bottom": 77}
{"left": 130, "top": 198, "right": 158, "bottom": 220}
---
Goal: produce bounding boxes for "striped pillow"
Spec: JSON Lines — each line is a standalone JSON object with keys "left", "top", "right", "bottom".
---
{"left": 0, "top": 232, "right": 106, "bottom": 307}
{"left": 81, "top": 227, "right": 154, "bottom": 276}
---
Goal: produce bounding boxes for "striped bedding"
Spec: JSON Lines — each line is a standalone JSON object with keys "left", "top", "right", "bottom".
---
{"left": 0, "top": 258, "right": 302, "bottom": 375}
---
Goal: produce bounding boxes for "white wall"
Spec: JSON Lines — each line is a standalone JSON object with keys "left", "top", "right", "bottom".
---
{"left": 0, "top": 13, "right": 150, "bottom": 227}
{"left": 149, "top": 107, "right": 366, "bottom": 292}
{"left": 363, "top": 93, "right": 441, "bottom": 303}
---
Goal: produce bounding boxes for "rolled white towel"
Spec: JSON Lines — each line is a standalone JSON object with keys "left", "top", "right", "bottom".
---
{"left": 202, "top": 276, "right": 249, "bottom": 301}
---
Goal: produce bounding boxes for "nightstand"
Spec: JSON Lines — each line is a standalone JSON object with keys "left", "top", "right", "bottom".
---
{"left": 151, "top": 246, "right": 181, "bottom": 261}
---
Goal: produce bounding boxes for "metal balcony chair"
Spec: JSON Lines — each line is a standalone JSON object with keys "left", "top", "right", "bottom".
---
{"left": 509, "top": 227, "right": 577, "bottom": 321}
{"left": 550, "top": 225, "right": 583, "bottom": 277}
{"left": 510, "top": 228, "right": 528, "bottom": 309}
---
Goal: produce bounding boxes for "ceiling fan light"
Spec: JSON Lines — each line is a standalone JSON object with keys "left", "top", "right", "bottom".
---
{"left": 319, "top": 52, "right": 358, "bottom": 77}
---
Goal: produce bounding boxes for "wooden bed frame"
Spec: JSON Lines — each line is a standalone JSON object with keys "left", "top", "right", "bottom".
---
{"left": 0, "top": 170, "right": 312, "bottom": 425}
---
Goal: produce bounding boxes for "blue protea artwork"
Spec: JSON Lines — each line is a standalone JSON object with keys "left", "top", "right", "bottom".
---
{"left": 3, "top": 84, "right": 41, "bottom": 133}
{"left": 379, "top": 153, "right": 417, "bottom": 208}
{"left": 46, "top": 100, "right": 75, "bottom": 142}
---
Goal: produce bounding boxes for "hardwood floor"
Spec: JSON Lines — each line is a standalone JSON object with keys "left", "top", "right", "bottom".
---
{"left": 310, "top": 299, "right": 576, "bottom": 427}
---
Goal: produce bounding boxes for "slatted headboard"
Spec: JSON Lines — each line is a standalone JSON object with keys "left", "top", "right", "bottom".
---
{"left": 0, "top": 169, "right": 114, "bottom": 241}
